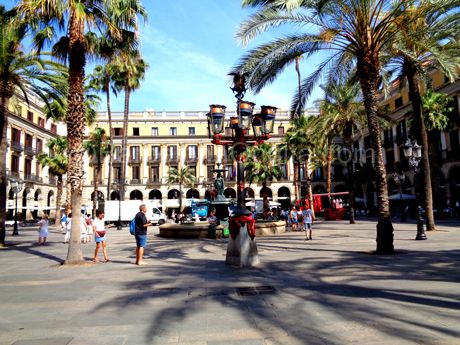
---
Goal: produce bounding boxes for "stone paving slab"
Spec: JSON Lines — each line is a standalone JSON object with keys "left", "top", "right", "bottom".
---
{"left": 0, "top": 219, "right": 459, "bottom": 345}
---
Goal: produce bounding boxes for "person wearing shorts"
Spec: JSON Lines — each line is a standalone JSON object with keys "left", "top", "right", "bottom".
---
{"left": 302, "top": 207, "right": 314, "bottom": 240}
{"left": 134, "top": 204, "right": 152, "bottom": 265}
{"left": 92, "top": 210, "right": 111, "bottom": 263}
{"left": 289, "top": 207, "right": 298, "bottom": 231}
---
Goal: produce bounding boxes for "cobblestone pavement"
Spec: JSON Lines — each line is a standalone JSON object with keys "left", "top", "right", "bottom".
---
{"left": 0, "top": 218, "right": 459, "bottom": 345}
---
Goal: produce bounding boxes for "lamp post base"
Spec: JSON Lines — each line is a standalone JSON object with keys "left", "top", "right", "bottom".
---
{"left": 225, "top": 223, "right": 259, "bottom": 267}
{"left": 415, "top": 218, "right": 427, "bottom": 240}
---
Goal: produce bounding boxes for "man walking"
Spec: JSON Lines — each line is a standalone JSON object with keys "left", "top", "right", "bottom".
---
{"left": 302, "top": 206, "right": 314, "bottom": 240}
{"left": 134, "top": 204, "right": 151, "bottom": 265}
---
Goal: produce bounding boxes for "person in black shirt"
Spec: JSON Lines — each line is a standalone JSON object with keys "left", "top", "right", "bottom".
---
{"left": 134, "top": 204, "right": 151, "bottom": 265}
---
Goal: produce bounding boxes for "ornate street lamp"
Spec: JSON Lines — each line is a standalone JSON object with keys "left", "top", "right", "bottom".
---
{"left": 401, "top": 139, "right": 426, "bottom": 240}
{"left": 11, "top": 179, "right": 24, "bottom": 236}
{"left": 206, "top": 71, "right": 277, "bottom": 267}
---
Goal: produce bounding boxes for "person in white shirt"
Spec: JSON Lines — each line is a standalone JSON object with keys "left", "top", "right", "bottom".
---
{"left": 92, "top": 210, "right": 111, "bottom": 263}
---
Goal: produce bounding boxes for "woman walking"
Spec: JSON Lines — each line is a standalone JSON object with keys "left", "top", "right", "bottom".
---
{"left": 92, "top": 210, "right": 111, "bottom": 263}
{"left": 37, "top": 214, "right": 49, "bottom": 245}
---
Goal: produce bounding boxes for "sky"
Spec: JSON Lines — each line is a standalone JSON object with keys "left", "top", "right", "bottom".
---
{"left": 6, "top": 0, "right": 324, "bottom": 112}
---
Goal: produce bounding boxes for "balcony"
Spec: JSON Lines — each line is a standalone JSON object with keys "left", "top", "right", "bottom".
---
{"left": 148, "top": 156, "right": 161, "bottom": 165}
{"left": 112, "top": 157, "right": 122, "bottom": 166}
{"left": 6, "top": 169, "right": 20, "bottom": 179}
{"left": 24, "top": 174, "right": 43, "bottom": 183}
{"left": 223, "top": 155, "right": 233, "bottom": 164}
{"left": 49, "top": 176, "right": 57, "bottom": 185}
{"left": 167, "top": 155, "right": 178, "bottom": 164}
{"left": 11, "top": 141, "right": 24, "bottom": 153}
{"left": 203, "top": 155, "right": 216, "bottom": 165}
{"left": 130, "top": 178, "right": 142, "bottom": 184}
{"left": 128, "top": 156, "right": 142, "bottom": 165}
{"left": 146, "top": 178, "right": 161, "bottom": 187}
{"left": 24, "top": 146, "right": 36, "bottom": 156}
{"left": 186, "top": 155, "right": 198, "bottom": 164}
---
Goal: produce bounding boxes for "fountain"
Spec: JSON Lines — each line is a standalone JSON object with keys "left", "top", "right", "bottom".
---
{"left": 208, "top": 164, "right": 234, "bottom": 221}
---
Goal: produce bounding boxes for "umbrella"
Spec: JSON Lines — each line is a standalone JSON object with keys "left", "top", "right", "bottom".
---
{"left": 388, "top": 193, "right": 416, "bottom": 200}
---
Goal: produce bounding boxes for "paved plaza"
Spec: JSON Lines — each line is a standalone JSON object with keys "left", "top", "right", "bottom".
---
{"left": 0, "top": 219, "right": 459, "bottom": 345}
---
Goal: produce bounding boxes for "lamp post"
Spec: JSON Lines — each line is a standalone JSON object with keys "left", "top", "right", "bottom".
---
{"left": 11, "top": 179, "right": 24, "bottom": 236}
{"left": 207, "top": 72, "right": 277, "bottom": 267}
{"left": 401, "top": 139, "right": 426, "bottom": 240}
{"left": 115, "top": 182, "right": 122, "bottom": 230}
{"left": 392, "top": 171, "right": 406, "bottom": 222}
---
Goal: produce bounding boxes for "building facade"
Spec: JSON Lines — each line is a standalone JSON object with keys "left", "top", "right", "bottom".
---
{"left": 5, "top": 95, "right": 65, "bottom": 221}
{"left": 84, "top": 109, "right": 320, "bottom": 212}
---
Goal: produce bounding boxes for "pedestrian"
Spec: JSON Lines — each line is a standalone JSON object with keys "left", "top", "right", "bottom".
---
{"left": 37, "top": 213, "right": 49, "bottom": 245}
{"left": 302, "top": 206, "right": 314, "bottom": 240}
{"left": 64, "top": 213, "right": 72, "bottom": 243}
{"left": 207, "top": 209, "right": 218, "bottom": 239}
{"left": 92, "top": 210, "right": 111, "bottom": 263}
{"left": 297, "top": 207, "right": 304, "bottom": 231}
{"left": 60, "top": 212, "right": 67, "bottom": 233}
{"left": 134, "top": 204, "right": 152, "bottom": 265}
{"left": 289, "top": 206, "right": 298, "bottom": 231}
{"left": 85, "top": 214, "right": 93, "bottom": 242}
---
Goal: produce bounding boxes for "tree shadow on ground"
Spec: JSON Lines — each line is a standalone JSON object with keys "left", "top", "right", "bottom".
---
{"left": 91, "top": 232, "right": 460, "bottom": 344}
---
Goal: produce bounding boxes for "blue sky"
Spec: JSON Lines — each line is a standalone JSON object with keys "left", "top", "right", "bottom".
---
{"left": 6, "top": 0, "right": 323, "bottom": 112}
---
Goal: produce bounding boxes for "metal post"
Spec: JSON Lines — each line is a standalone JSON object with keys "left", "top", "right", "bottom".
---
{"left": 117, "top": 186, "right": 122, "bottom": 230}
{"left": 415, "top": 171, "right": 426, "bottom": 240}
{"left": 13, "top": 191, "right": 19, "bottom": 236}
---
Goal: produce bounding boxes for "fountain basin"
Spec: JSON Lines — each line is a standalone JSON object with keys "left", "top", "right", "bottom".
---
{"left": 159, "top": 222, "right": 224, "bottom": 239}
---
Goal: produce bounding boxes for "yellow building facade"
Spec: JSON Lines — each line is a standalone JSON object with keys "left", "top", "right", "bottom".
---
{"left": 83, "top": 109, "right": 319, "bottom": 211}
{"left": 5, "top": 95, "right": 65, "bottom": 222}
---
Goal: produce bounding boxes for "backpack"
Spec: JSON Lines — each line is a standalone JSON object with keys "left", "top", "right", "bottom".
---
{"left": 129, "top": 218, "right": 136, "bottom": 235}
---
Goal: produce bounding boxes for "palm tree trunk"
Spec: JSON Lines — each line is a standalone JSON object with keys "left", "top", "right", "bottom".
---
{"left": 179, "top": 183, "right": 183, "bottom": 212}
{"left": 93, "top": 163, "right": 100, "bottom": 217}
{"left": 344, "top": 122, "right": 356, "bottom": 224}
{"left": 358, "top": 56, "right": 394, "bottom": 254}
{"left": 65, "top": 14, "right": 85, "bottom": 264}
{"left": 326, "top": 137, "right": 333, "bottom": 194}
{"left": 56, "top": 175, "right": 63, "bottom": 222}
{"left": 121, "top": 86, "right": 130, "bottom": 202}
{"left": 106, "top": 84, "right": 113, "bottom": 200}
{"left": 405, "top": 61, "right": 435, "bottom": 231}
{"left": 293, "top": 56, "right": 302, "bottom": 119}
{"left": 293, "top": 161, "right": 300, "bottom": 202}
{"left": 0, "top": 97, "right": 10, "bottom": 246}
{"left": 306, "top": 159, "right": 315, "bottom": 217}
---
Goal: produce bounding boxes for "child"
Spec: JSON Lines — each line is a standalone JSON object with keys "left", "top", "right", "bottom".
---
{"left": 37, "top": 214, "right": 49, "bottom": 245}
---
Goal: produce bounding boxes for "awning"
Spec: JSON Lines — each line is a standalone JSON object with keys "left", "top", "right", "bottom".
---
{"left": 164, "top": 199, "right": 180, "bottom": 208}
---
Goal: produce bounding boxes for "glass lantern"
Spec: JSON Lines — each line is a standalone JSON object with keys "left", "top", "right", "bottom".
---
{"left": 252, "top": 116, "right": 263, "bottom": 138}
{"left": 238, "top": 100, "right": 255, "bottom": 130}
{"left": 261, "top": 105, "right": 277, "bottom": 134}
{"left": 402, "top": 139, "right": 413, "bottom": 158}
{"left": 208, "top": 104, "right": 226, "bottom": 134}
{"left": 412, "top": 141, "right": 422, "bottom": 158}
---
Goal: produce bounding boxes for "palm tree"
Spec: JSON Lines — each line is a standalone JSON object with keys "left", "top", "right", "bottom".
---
{"left": 112, "top": 52, "right": 149, "bottom": 202}
{"left": 88, "top": 64, "right": 118, "bottom": 201}
{"left": 279, "top": 115, "right": 316, "bottom": 209}
{"left": 166, "top": 167, "right": 196, "bottom": 212}
{"left": 236, "top": 0, "right": 413, "bottom": 254}
{"left": 0, "top": 5, "right": 66, "bottom": 246}
{"left": 84, "top": 128, "right": 111, "bottom": 217}
{"left": 37, "top": 136, "right": 68, "bottom": 221}
{"left": 385, "top": 0, "right": 460, "bottom": 231}
{"left": 244, "top": 143, "right": 282, "bottom": 210}
{"left": 316, "top": 80, "right": 364, "bottom": 223}
{"left": 87, "top": 34, "right": 137, "bottom": 201}
{"left": 17, "top": 0, "right": 147, "bottom": 264}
